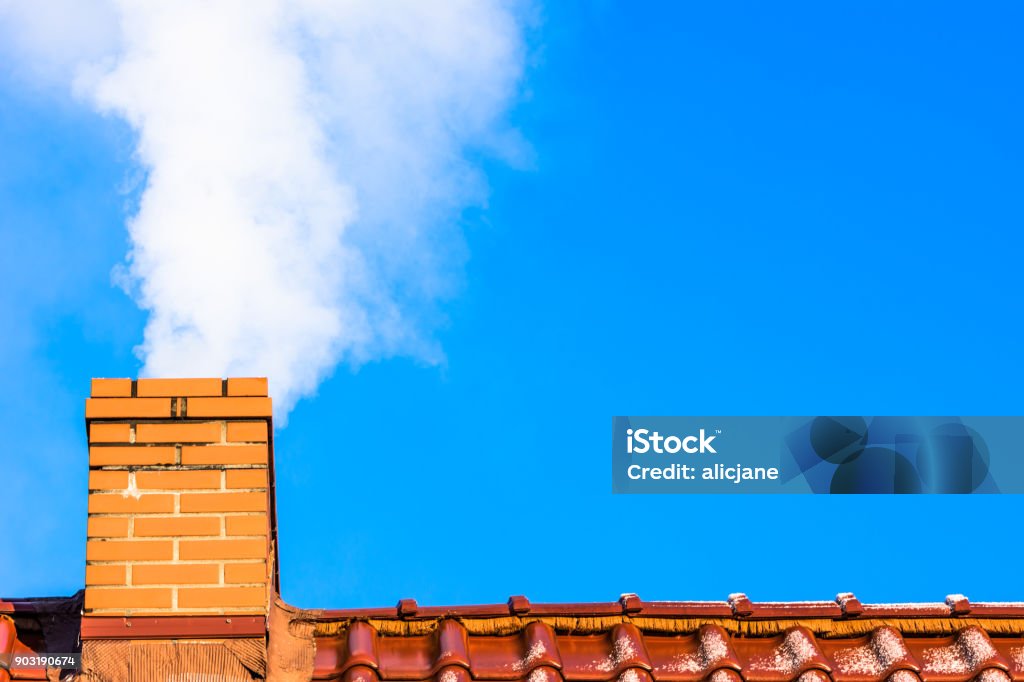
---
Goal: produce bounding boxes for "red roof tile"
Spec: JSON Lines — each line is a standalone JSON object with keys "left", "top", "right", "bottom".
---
{"left": 295, "top": 594, "right": 1024, "bottom": 682}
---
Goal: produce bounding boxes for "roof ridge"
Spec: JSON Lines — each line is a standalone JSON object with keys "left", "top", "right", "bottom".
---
{"left": 310, "top": 594, "right": 1024, "bottom": 624}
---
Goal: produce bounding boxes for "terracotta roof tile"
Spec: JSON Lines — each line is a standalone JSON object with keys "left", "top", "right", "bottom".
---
{"left": 302, "top": 595, "right": 1024, "bottom": 682}
{"left": 828, "top": 626, "right": 918, "bottom": 678}
{"left": 5, "top": 592, "right": 1024, "bottom": 681}
{"left": 918, "top": 627, "right": 1010, "bottom": 679}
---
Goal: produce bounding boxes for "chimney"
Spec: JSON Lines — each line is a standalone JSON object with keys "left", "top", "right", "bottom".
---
{"left": 81, "top": 377, "right": 278, "bottom": 645}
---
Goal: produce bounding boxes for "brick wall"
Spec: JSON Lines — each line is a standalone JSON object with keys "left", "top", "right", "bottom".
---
{"left": 84, "top": 377, "right": 276, "bottom": 616}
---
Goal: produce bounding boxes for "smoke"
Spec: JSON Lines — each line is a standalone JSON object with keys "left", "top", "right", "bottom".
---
{"left": 0, "top": 0, "right": 528, "bottom": 416}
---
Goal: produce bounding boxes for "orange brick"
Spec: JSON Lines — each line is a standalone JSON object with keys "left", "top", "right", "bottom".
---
{"left": 177, "top": 586, "right": 265, "bottom": 608}
{"left": 86, "top": 540, "right": 173, "bottom": 562}
{"left": 179, "top": 539, "right": 265, "bottom": 560}
{"left": 91, "top": 378, "right": 132, "bottom": 397}
{"left": 89, "top": 470, "right": 130, "bottom": 490}
{"left": 85, "top": 587, "right": 171, "bottom": 610}
{"left": 226, "top": 378, "right": 268, "bottom": 396}
{"left": 137, "top": 378, "right": 222, "bottom": 397}
{"left": 88, "top": 494, "right": 175, "bottom": 515}
{"left": 224, "top": 562, "right": 266, "bottom": 584}
{"left": 86, "top": 397, "right": 171, "bottom": 419}
{"left": 136, "top": 422, "right": 221, "bottom": 443}
{"left": 226, "top": 469, "right": 267, "bottom": 489}
{"left": 90, "top": 446, "right": 176, "bottom": 466}
{"left": 225, "top": 515, "right": 267, "bottom": 537}
{"left": 85, "top": 564, "right": 126, "bottom": 586}
{"left": 181, "top": 445, "right": 267, "bottom": 465}
{"left": 132, "top": 563, "right": 219, "bottom": 585}
{"left": 136, "top": 470, "right": 221, "bottom": 490}
{"left": 180, "top": 492, "right": 264, "bottom": 513}
{"left": 89, "top": 423, "right": 131, "bottom": 443}
{"left": 226, "top": 421, "right": 268, "bottom": 442}
{"left": 134, "top": 516, "right": 221, "bottom": 537}
{"left": 187, "top": 397, "right": 272, "bottom": 418}
{"left": 87, "top": 517, "right": 131, "bottom": 538}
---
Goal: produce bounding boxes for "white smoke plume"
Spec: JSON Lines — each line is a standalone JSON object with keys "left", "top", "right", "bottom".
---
{"left": 0, "top": 0, "right": 528, "bottom": 416}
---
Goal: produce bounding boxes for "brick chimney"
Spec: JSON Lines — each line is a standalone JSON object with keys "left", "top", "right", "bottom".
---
{"left": 82, "top": 377, "right": 278, "bottom": 642}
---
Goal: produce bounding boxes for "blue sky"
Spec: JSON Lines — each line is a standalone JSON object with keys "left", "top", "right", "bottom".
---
{"left": 2, "top": 2, "right": 1023, "bottom": 607}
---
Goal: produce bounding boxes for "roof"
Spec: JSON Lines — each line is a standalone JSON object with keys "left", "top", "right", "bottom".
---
{"left": 4, "top": 592, "right": 1024, "bottom": 681}
{"left": 285, "top": 594, "right": 1024, "bottom": 682}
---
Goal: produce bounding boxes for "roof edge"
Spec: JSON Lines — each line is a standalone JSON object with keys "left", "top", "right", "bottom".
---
{"left": 306, "top": 594, "right": 1024, "bottom": 624}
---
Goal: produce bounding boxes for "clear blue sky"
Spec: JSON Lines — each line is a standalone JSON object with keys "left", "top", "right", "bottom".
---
{"left": 2, "top": 2, "right": 1023, "bottom": 606}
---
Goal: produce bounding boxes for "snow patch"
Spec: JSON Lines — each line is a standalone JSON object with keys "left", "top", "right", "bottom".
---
{"left": 976, "top": 670, "right": 1010, "bottom": 682}
{"left": 923, "top": 646, "right": 970, "bottom": 674}
{"left": 700, "top": 629, "right": 730, "bottom": 666}
{"left": 592, "top": 633, "right": 640, "bottom": 673}
{"left": 922, "top": 628, "right": 996, "bottom": 674}
{"left": 887, "top": 670, "right": 920, "bottom": 682}
{"left": 750, "top": 630, "right": 819, "bottom": 674}
{"left": 620, "top": 669, "right": 641, "bottom": 682}
{"left": 665, "top": 628, "right": 731, "bottom": 674}
{"left": 833, "top": 627, "right": 909, "bottom": 675}
{"left": 512, "top": 641, "right": 548, "bottom": 672}
{"left": 664, "top": 655, "right": 702, "bottom": 675}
